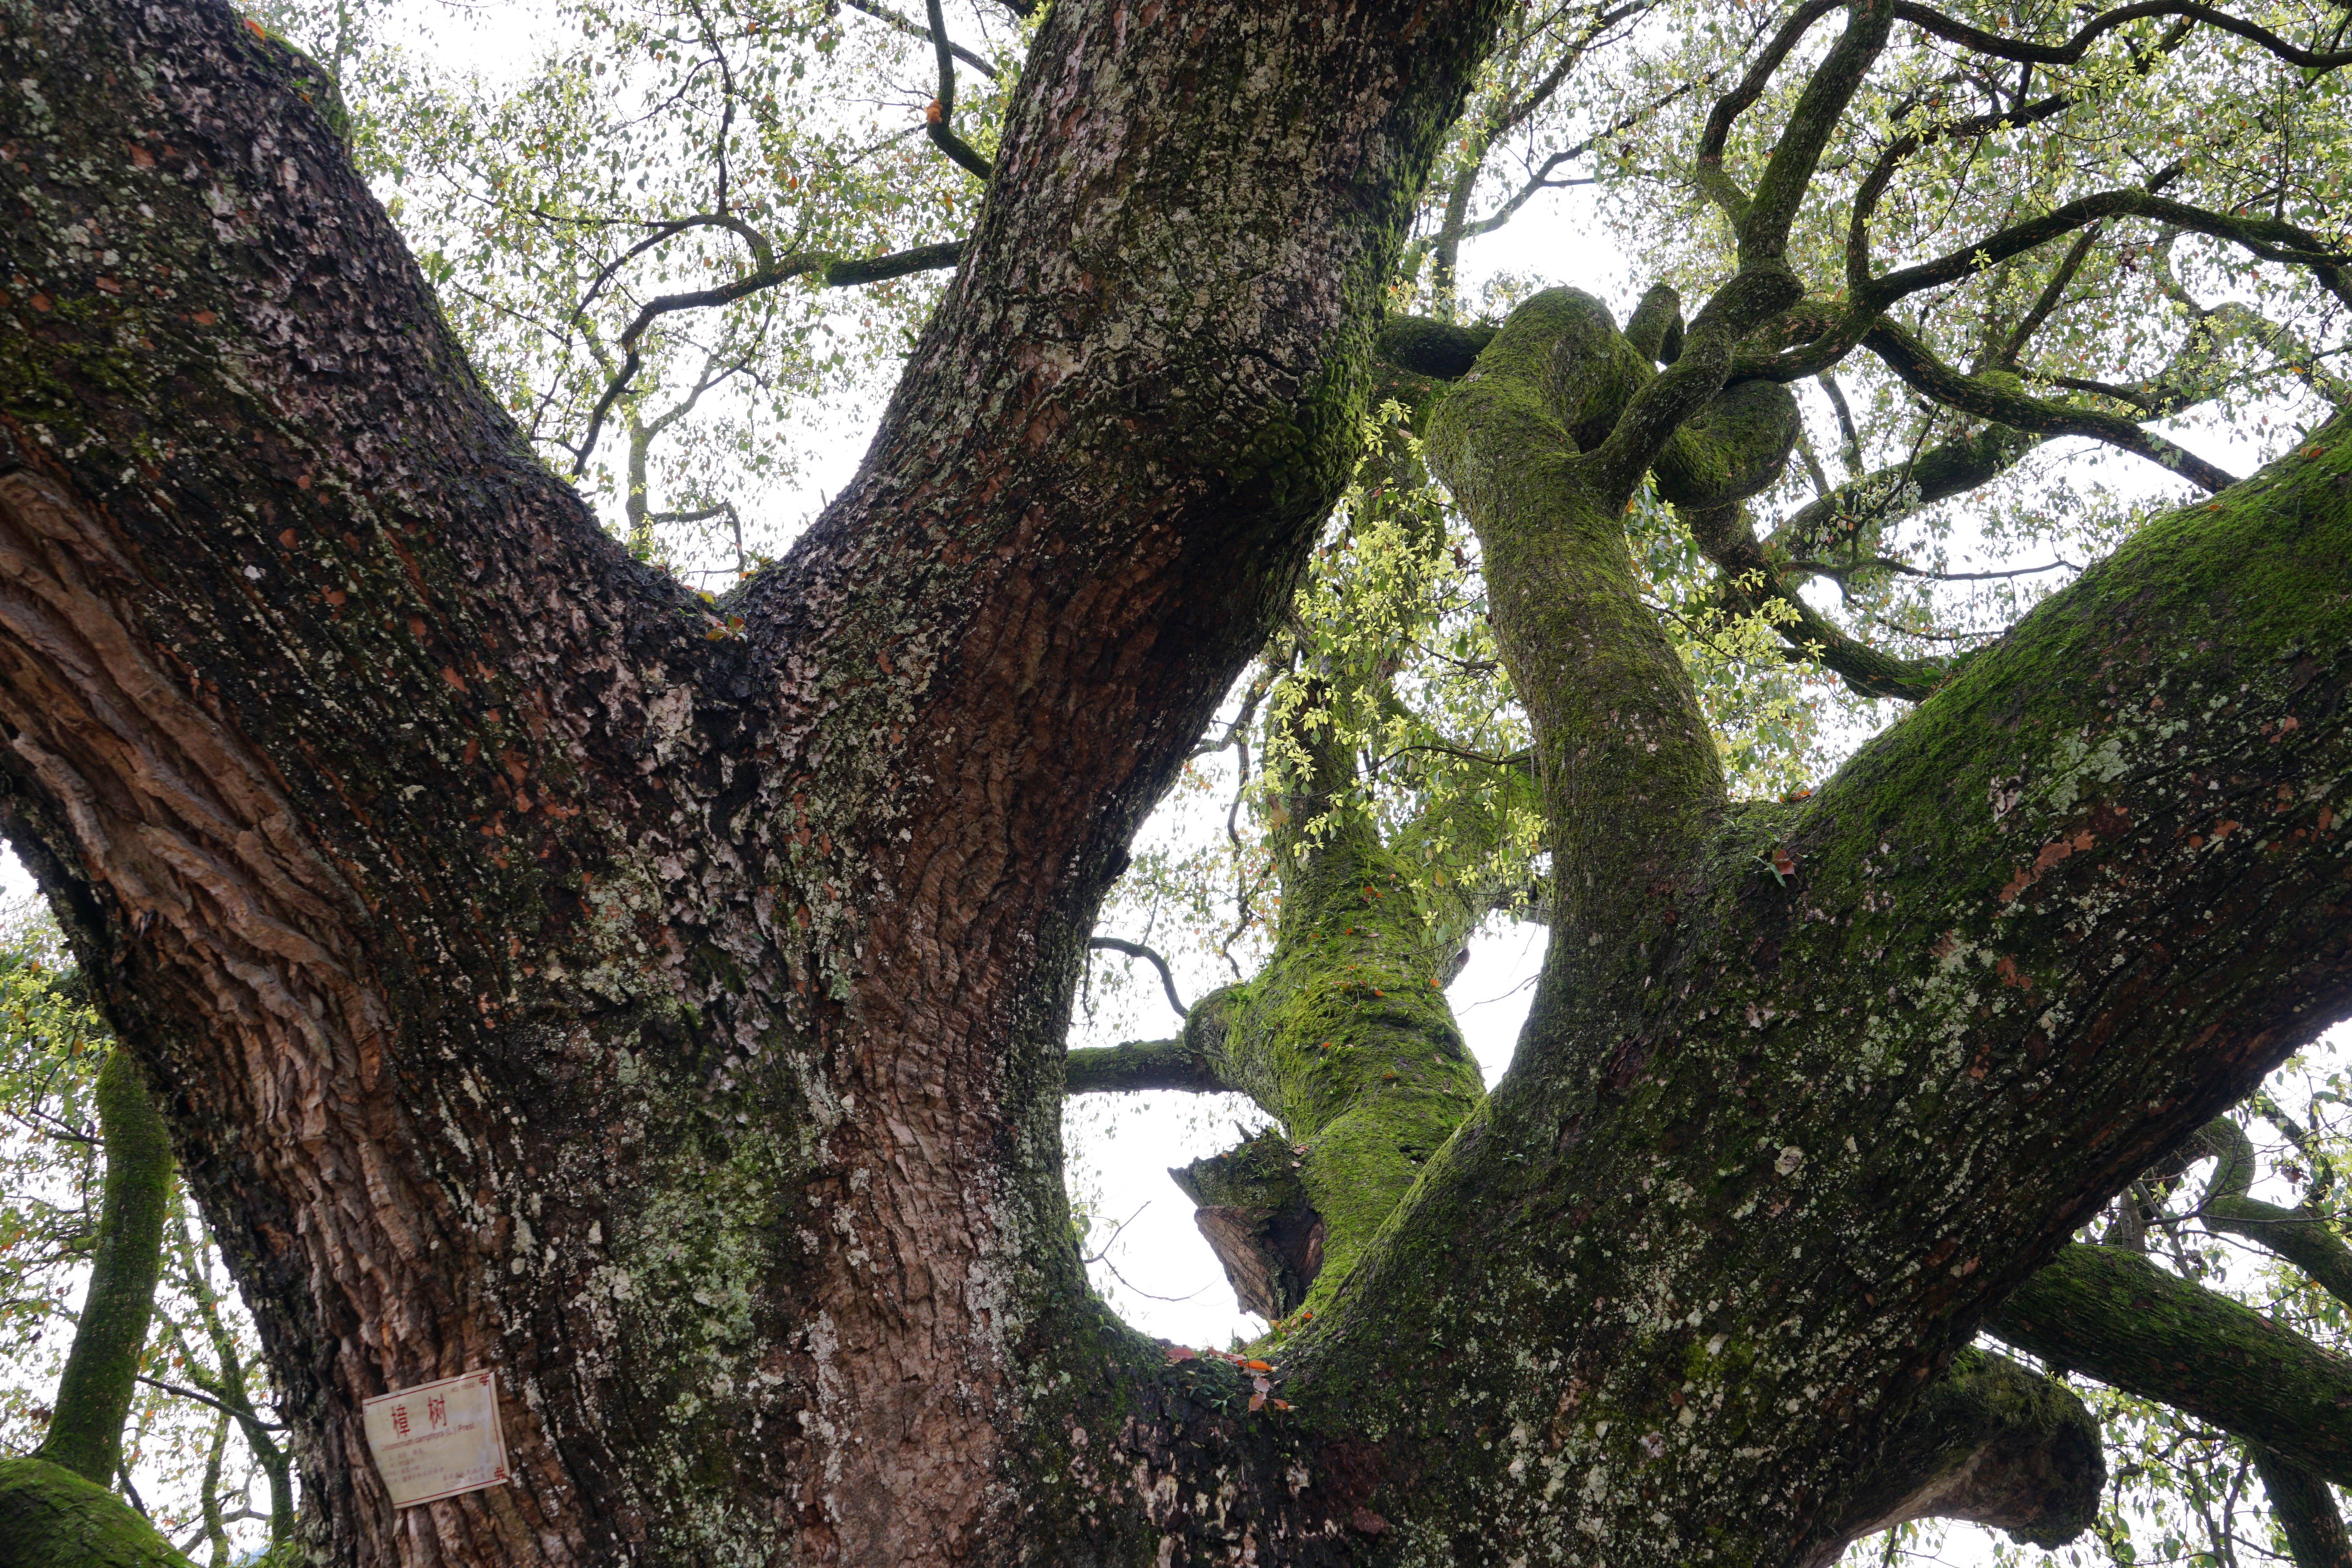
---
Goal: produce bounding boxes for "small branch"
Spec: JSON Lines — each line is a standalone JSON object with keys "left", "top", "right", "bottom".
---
{"left": 1096, "top": 1254, "right": 1210, "bottom": 1304}
{"left": 134, "top": 1375, "right": 286, "bottom": 1430}
{"left": 570, "top": 240, "right": 965, "bottom": 474}
{"left": 1816, "top": 373, "right": 1862, "bottom": 474}
{"left": 840, "top": 0, "right": 1000, "bottom": 78}
{"left": 1789, "top": 554, "right": 2079, "bottom": 583}
{"left": 1991, "top": 225, "right": 2103, "bottom": 372}
{"left": 1693, "top": 0, "right": 1842, "bottom": 221}
{"left": 1080, "top": 1202, "right": 1149, "bottom": 1264}
{"left": 1087, "top": 936, "right": 1190, "bottom": 1018}
{"left": 1892, "top": 0, "right": 2352, "bottom": 71}
{"left": 923, "top": 0, "right": 994, "bottom": 182}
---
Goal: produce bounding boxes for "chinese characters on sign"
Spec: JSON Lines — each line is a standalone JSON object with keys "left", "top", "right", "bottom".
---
{"left": 359, "top": 1371, "right": 511, "bottom": 1508}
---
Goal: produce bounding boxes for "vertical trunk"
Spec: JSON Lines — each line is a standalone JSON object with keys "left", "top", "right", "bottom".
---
{"left": 0, "top": 0, "right": 1509, "bottom": 1561}
{"left": 38, "top": 1051, "right": 172, "bottom": 1487}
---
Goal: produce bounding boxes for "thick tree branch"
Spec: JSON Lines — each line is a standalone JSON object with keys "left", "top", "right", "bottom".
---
{"left": 0, "top": 1457, "right": 194, "bottom": 1568}
{"left": 1693, "top": 0, "right": 1843, "bottom": 220}
{"left": 2253, "top": 1447, "right": 2352, "bottom": 1568}
{"left": 1767, "top": 422, "right": 2047, "bottom": 565}
{"left": 1375, "top": 316, "right": 1499, "bottom": 379}
{"left": 1292, "top": 413, "right": 2352, "bottom": 1558}
{"left": 1688, "top": 503, "right": 1962, "bottom": 701}
{"left": 1989, "top": 1244, "right": 2352, "bottom": 1487}
{"left": 1861, "top": 191, "right": 2351, "bottom": 314}
{"left": 1063, "top": 1035, "right": 1229, "bottom": 1094}
{"left": 1805, "top": 1348, "right": 2104, "bottom": 1566}
{"left": 1739, "top": 0, "right": 1896, "bottom": 267}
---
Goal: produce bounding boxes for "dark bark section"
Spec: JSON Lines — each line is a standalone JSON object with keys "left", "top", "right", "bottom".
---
{"left": 2256, "top": 1448, "right": 2352, "bottom": 1568}
{"left": 36, "top": 1051, "right": 171, "bottom": 1486}
{"left": 1802, "top": 1347, "right": 2104, "bottom": 1566}
{"left": 1990, "top": 1243, "right": 2352, "bottom": 1487}
{"left": 1171, "top": 1130, "right": 1325, "bottom": 1319}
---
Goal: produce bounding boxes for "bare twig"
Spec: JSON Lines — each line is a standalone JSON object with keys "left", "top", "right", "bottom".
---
{"left": 841, "top": 0, "right": 1000, "bottom": 78}
{"left": 1088, "top": 936, "right": 1191, "bottom": 1019}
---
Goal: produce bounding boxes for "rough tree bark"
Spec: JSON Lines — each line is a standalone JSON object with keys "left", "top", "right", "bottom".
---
{"left": 4, "top": 1, "right": 2352, "bottom": 1566}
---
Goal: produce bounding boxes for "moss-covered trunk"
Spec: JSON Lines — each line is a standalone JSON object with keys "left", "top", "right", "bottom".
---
{"left": 36, "top": 1050, "right": 172, "bottom": 1486}
{"left": 7, "top": 0, "right": 2352, "bottom": 1564}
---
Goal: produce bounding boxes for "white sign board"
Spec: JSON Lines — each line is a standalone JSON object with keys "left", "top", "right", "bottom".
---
{"left": 360, "top": 1370, "right": 511, "bottom": 1508}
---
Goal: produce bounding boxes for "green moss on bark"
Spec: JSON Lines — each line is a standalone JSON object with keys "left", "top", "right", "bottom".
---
{"left": 37, "top": 1051, "right": 170, "bottom": 1488}
{"left": 0, "top": 1457, "right": 195, "bottom": 1568}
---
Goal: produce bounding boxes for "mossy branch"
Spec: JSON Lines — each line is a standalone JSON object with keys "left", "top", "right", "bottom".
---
{"left": 36, "top": 1051, "right": 171, "bottom": 1489}
{"left": 1765, "top": 423, "right": 2047, "bottom": 564}
{"left": 1988, "top": 1243, "right": 2352, "bottom": 1487}
{"left": 1812, "top": 1346, "right": 2103, "bottom": 1563}
{"left": 1863, "top": 321, "right": 2238, "bottom": 493}
{"left": 0, "top": 1458, "right": 195, "bottom": 1568}
{"left": 2192, "top": 1118, "right": 2352, "bottom": 1309}
{"left": 1688, "top": 503, "right": 1961, "bottom": 700}
{"left": 1064, "top": 1035, "right": 1230, "bottom": 1094}
{"left": 1374, "top": 316, "right": 1498, "bottom": 380}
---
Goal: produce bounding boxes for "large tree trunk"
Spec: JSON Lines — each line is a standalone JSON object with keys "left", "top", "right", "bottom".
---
{"left": 5, "top": 1, "right": 2352, "bottom": 1565}
{"left": 0, "top": 0, "right": 1507, "bottom": 1561}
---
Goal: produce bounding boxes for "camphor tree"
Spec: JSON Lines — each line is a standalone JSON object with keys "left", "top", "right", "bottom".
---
{"left": 1, "top": 0, "right": 2351, "bottom": 1563}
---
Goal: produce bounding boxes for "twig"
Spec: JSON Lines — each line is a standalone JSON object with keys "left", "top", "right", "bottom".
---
{"left": 841, "top": 0, "right": 999, "bottom": 78}
{"left": 1088, "top": 936, "right": 1191, "bottom": 1019}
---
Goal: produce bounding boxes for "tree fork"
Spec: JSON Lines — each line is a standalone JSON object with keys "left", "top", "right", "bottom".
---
{"left": 0, "top": 0, "right": 1519, "bottom": 1560}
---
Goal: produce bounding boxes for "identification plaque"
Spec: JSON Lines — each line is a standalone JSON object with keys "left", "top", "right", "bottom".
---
{"left": 359, "top": 1370, "right": 511, "bottom": 1508}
